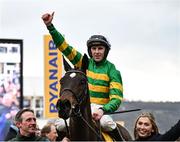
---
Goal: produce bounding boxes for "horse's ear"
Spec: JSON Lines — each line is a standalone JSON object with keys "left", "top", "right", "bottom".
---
{"left": 81, "top": 54, "right": 89, "bottom": 73}
{"left": 63, "top": 56, "right": 73, "bottom": 71}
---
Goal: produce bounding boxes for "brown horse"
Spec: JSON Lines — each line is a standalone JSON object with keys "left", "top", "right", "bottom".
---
{"left": 56, "top": 54, "right": 132, "bottom": 141}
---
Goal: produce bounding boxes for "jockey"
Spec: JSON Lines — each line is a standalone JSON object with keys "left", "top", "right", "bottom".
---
{"left": 42, "top": 12, "right": 123, "bottom": 141}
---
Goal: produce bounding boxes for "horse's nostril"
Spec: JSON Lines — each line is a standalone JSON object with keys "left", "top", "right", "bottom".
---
{"left": 56, "top": 99, "right": 72, "bottom": 120}
{"left": 56, "top": 99, "right": 71, "bottom": 111}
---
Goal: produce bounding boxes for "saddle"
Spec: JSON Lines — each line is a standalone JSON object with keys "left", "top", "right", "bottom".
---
{"left": 93, "top": 121, "right": 124, "bottom": 142}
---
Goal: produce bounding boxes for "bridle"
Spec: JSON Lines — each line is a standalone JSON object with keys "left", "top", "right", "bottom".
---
{"left": 58, "top": 69, "right": 103, "bottom": 140}
{"left": 60, "top": 70, "right": 88, "bottom": 108}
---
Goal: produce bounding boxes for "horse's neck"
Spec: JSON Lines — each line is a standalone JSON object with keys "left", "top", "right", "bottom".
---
{"left": 71, "top": 99, "right": 93, "bottom": 126}
{"left": 70, "top": 99, "right": 98, "bottom": 141}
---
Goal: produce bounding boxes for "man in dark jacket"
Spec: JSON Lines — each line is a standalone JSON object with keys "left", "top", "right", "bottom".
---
{"left": 8, "top": 108, "right": 49, "bottom": 141}
{"left": 4, "top": 124, "right": 18, "bottom": 141}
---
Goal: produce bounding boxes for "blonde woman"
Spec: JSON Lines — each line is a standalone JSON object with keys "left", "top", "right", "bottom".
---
{"left": 134, "top": 112, "right": 180, "bottom": 141}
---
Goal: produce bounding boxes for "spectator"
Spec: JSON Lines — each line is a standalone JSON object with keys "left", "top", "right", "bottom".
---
{"left": 8, "top": 108, "right": 49, "bottom": 141}
{"left": 36, "top": 124, "right": 41, "bottom": 137}
{"left": 134, "top": 112, "right": 180, "bottom": 141}
{"left": 41, "top": 122, "right": 70, "bottom": 142}
{"left": 4, "top": 117, "right": 18, "bottom": 141}
{"left": 41, "top": 123, "right": 58, "bottom": 142}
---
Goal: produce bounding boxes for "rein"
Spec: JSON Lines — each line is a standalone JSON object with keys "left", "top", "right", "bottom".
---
{"left": 61, "top": 90, "right": 103, "bottom": 140}
{"left": 73, "top": 110, "right": 103, "bottom": 140}
{"left": 62, "top": 102, "right": 103, "bottom": 141}
{"left": 64, "top": 119, "right": 70, "bottom": 138}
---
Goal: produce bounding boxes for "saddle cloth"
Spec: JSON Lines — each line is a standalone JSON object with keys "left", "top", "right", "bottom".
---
{"left": 102, "top": 132, "right": 114, "bottom": 141}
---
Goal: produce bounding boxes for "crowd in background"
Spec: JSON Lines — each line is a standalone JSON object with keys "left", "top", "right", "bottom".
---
{"left": 2, "top": 108, "right": 179, "bottom": 141}
{"left": 0, "top": 73, "right": 21, "bottom": 141}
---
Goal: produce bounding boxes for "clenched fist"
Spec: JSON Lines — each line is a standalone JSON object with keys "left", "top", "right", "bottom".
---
{"left": 92, "top": 108, "right": 104, "bottom": 121}
{"left": 41, "top": 12, "right": 54, "bottom": 26}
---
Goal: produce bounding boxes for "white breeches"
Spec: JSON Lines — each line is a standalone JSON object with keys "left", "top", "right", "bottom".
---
{"left": 91, "top": 103, "right": 117, "bottom": 132}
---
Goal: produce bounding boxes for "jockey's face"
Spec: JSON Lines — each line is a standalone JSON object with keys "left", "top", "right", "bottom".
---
{"left": 90, "top": 45, "right": 105, "bottom": 62}
{"left": 136, "top": 117, "right": 154, "bottom": 138}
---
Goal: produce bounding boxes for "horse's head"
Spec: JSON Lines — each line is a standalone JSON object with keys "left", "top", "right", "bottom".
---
{"left": 56, "top": 54, "right": 89, "bottom": 120}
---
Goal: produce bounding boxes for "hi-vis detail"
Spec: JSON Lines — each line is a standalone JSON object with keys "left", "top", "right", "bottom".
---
{"left": 44, "top": 35, "right": 62, "bottom": 118}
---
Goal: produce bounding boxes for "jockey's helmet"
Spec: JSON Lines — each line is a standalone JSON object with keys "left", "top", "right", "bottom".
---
{"left": 86, "top": 35, "right": 111, "bottom": 59}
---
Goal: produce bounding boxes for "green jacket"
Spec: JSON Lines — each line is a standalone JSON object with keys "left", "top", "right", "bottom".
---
{"left": 47, "top": 24, "right": 123, "bottom": 113}
{"left": 8, "top": 133, "right": 49, "bottom": 141}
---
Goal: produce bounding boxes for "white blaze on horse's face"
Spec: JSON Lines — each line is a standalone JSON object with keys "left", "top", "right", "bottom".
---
{"left": 70, "top": 73, "right": 76, "bottom": 78}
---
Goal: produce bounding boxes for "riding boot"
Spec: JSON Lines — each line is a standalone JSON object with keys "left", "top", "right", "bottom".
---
{"left": 109, "top": 127, "right": 123, "bottom": 141}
